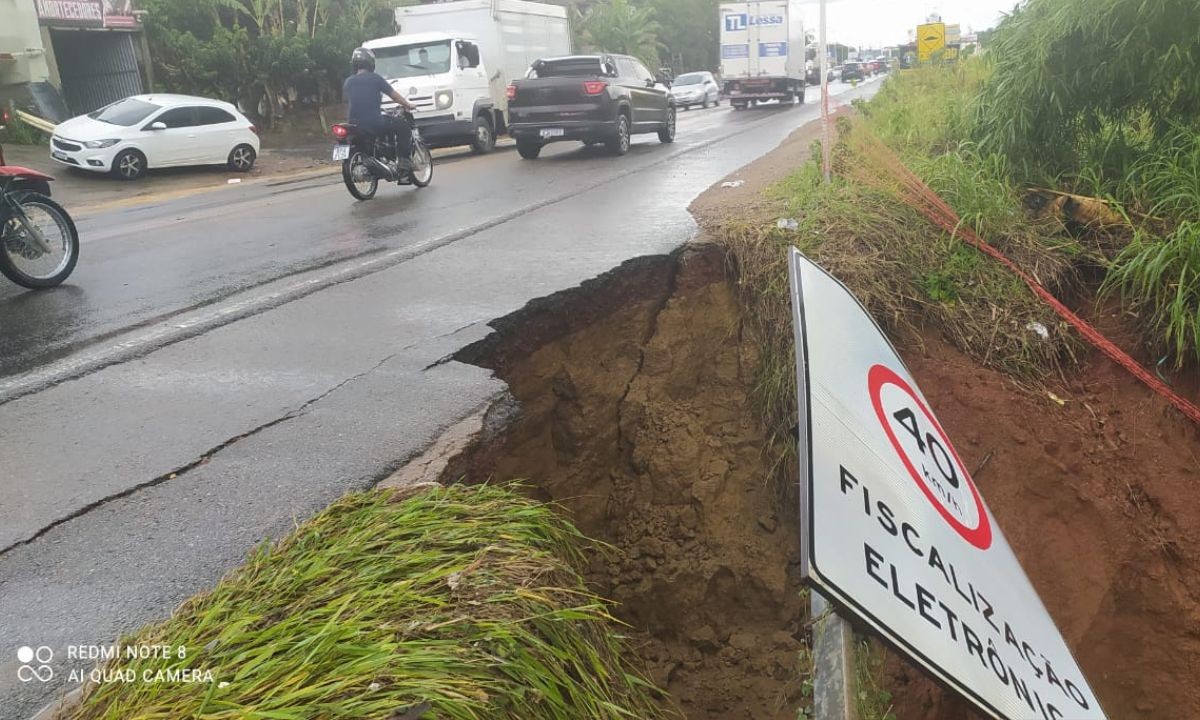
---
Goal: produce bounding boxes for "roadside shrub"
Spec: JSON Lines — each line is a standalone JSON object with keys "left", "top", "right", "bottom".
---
{"left": 974, "top": 0, "right": 1200, "bottom": 179}
{"left": 67, "top": 484, "right": 668, "bottom": 720}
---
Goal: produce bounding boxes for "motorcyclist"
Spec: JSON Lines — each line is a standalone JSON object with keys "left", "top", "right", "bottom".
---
{"left": 345, "top": 47, "right": 417, "bottom": 168}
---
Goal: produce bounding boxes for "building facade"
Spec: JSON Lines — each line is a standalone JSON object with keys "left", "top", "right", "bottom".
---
{"left": 0, "top": 0, "right": 151, "bottom": 121}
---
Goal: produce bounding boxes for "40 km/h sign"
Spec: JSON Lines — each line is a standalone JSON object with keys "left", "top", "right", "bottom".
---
{"left": 787, "top": 250, "right": 1107, "bottom": 720}
{"left": 917, "top": 21, "right": 946, "bottom": 61}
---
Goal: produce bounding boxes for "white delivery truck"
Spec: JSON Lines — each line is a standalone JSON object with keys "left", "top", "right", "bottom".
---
{"left": 718, "top": 0, "right": 806, "bottom": 109}
{"left": 363, "top": 0, "right": 570, "bottom": 153}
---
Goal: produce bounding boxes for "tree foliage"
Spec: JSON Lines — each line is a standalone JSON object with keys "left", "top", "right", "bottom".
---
{"left": 137, "top": 0, "right": 396, "bottom": 126}
{"left": 973, "top": 0, "right": 1200, "bottom": 175}
{"left": 648, "top": 0, "right": 718, "bottom": 73}
{"left": 580, "top": 0, "right": 662, "bottom": 67}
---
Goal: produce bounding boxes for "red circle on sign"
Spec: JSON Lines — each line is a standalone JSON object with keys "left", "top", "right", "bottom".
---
{"left": 868, "top": 364, "right": 992, "bottom": 550}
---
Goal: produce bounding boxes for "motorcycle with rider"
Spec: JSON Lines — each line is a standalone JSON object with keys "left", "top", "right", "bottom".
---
{"left": 331, "top": 47, "right": 434, "bottom": 201}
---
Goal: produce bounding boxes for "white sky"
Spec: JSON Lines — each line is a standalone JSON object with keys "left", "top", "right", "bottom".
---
{"left": 794, "top": 0, "right": 1018, "bottom": 49}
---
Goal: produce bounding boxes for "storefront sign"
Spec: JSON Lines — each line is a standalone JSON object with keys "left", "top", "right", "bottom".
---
{"left": 36, "top": 0, "right": 104, "bottom": 27}
{"left": 788, "top": 249, "right": 1107, "bottom": 720}
{"left": 36, "top": 0, "right": 138, "bottom": 28}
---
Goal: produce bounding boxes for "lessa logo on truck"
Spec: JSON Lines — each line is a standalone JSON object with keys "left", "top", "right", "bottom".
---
{"left": 724, "top": 13, "right": 784, "bottom": 31}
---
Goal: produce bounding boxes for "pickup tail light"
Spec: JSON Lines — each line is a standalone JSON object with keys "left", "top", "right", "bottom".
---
{"left": 582, "top": 81, "right": 608, "bottom": 95}
{"left": 505, "top": 84, "right": 517, "bottom": 100}
{"left": 331, "top": 124, "right": 349, "bottom": 139}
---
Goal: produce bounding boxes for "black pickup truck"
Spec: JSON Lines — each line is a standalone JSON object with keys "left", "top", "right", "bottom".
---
{"left": 506, "top": 54, "right": 676, "bottom": 159}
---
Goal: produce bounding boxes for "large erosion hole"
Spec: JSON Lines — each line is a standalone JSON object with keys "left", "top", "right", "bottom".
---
{"left": 441, "top": 236, "right": 1200, "bottom": 719}
{"left": 449, "top": 244, "right": 809, "bottom": 719}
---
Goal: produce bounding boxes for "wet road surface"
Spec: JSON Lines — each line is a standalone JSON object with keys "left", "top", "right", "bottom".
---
{"left": 0, "top": 79, "right": 881, "bottom": 718}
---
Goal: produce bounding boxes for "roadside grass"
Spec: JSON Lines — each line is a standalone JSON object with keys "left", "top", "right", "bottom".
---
{"left": 860, "top": 63, "right": 988, "bottom": 161}
{"left": 1089, "top": 125, "right": 1200, "bottom": 367}
{"left": 721, "top": 112, "right": 1082, "bottom": 482}
{"left": 67, "top": 484, "right": 669, "bottom": 720}
{"left": 853, "top": 639, "right": 897, "bottom": 720}
{"left": 1104, "top": 221, "right": 1200, "bottom": 368}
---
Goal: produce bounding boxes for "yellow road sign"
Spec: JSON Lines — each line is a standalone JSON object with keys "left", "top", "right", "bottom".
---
{"left": 917, "top": 22, "right": 945, "bottom": 62}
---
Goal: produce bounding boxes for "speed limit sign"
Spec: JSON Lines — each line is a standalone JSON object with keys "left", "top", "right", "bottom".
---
{"left": 787, "top": 249, "right": 1106, "bottom": 720}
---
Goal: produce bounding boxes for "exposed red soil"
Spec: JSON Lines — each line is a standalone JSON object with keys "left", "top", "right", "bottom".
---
{"left": 449, "top": 112, "right": 1200, "bottom": 720}
{"left": 695, "top": 111, "right": 1200, "bottom": 720}
{"left": 885, "top": 328, "right": 1200, "bottom": 720}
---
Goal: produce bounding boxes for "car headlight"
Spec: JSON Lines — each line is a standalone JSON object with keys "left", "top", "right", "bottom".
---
{"left": 434, "top": 90, "right": 453, "bottom": 110}
{"left": 84, "top": 139, "right": 120, "bottom": 149}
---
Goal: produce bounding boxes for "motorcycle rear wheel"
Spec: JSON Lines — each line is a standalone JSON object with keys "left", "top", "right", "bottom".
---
{"left": 0, "top": 193, "right": 79, "bottom": 289}
{"left": 343, "top": 152, "right": 378, "bottom": 201}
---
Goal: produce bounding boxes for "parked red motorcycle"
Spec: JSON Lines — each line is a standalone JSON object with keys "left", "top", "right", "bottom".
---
{"left": 0, "top": 107, "right": 80, "bottom": 288}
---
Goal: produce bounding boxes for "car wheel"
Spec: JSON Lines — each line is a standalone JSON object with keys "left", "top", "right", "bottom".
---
{"left": 516, "top": 139, "right": 542, "bottom": 160}
{"left": 111, "top": 149, "right": 146, "bottom": 181}
{"left": 228, "top": 144, "right": 256, "bottom": 172}
{"left": 657, "top": 106, "right": 676, "bottom": 144}
{"left": 470, "top": 114, "right": 495, "bottom": 154}
{"left": 607, "top": 113, "right": 631, "bottom": 156}
{"left": 701, "top": 98, "right": 709, "bottom": 109}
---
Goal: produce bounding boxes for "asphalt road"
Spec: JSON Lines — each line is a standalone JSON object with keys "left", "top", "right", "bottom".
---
{"left": 0, "top": 78, "right": 881, "bottom": 719}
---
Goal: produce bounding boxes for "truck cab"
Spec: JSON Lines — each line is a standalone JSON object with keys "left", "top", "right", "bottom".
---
{"left": 363, "top": 32, "right": 501, "bottom": 153}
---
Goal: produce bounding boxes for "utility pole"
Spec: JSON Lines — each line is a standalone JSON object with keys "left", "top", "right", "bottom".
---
{"left": 819, "top": 0, "right": 830, "bottom": 182}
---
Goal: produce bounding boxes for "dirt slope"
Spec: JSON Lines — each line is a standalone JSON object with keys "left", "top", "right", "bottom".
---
{"left": 692, "top": 115, "right": 1200, "bottom": 719}
{"left": 451, "top": 248, "right": 809, "bottom": 719}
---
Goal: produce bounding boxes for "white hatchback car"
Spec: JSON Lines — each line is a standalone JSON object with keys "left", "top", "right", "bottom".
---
{"left": 50, "top": 94, "right": 260, "bottom": 180}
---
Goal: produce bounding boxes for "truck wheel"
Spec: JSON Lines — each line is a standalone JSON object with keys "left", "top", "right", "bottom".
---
{"left": 732, "top": 102, "right": 746, "bottom": 111}
{"left": 471, "top": 115, "right": 495, "bottom": 154}
{"left": 516, "top": 139, "right": 542, "bottom": 160}
{"left": 607, "top": 113, "right": 631, "bottom": 156}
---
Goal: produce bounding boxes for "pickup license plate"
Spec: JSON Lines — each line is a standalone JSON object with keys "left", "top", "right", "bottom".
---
{"left": 539, "top": 128, "right": 565, "bottom": 139}
{"left": 331, "top": 145, "right": 350, "bottom": 161}
{"left": 51, "top": 150, "right": 68, "bottom": 161}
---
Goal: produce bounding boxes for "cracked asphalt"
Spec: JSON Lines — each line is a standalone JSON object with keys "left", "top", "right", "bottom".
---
{"left": 0, "top": 80, "right": 881, "bottom": 718}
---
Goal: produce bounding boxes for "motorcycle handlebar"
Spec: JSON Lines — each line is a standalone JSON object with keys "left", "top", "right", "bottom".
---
{"left": 383, "top": 107, "right": 414, "bottom": 122}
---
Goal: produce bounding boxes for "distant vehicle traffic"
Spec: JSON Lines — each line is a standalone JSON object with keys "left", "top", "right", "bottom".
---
{"left": 718, "top": 0, "right": 806, "bottom": 109}
{"left": 806, "top": 63, "right": 835, "bottom": 85}
{"left": 670, "top": 71, "right": 720, "bottom": 109}
{"left": 506, "top": 54, "right": 676, "bottom": 159}
{"left": 49, "top": 95, "right": 259, "bottom": 181}
{"left": 384, "top": 0, "right": 571, "bottom": 153}
{"left": 840, "top": 61, "right": 866, "bottom": 82}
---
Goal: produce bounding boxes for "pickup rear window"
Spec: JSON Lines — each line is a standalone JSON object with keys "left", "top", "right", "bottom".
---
{"left": 528, "top": 58, "right": 617, "bottom": 79}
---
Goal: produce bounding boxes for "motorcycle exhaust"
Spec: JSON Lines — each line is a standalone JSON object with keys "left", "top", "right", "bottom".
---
{"left": 364, "top": 156, "right": 396, "bottom": 181}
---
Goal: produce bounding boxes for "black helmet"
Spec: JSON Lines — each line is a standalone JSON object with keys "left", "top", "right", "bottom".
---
{"left": 351, "top": 47, "right": 376, "bottom": 72}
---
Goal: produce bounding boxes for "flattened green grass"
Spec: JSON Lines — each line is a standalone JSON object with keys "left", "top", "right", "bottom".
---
{"left": 69, "top": 484, "right": 668, "bottom": 720}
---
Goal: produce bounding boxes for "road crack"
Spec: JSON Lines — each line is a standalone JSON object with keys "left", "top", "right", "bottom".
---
{"left": 0, "top": 353, "right": 398, "bottom": 557}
